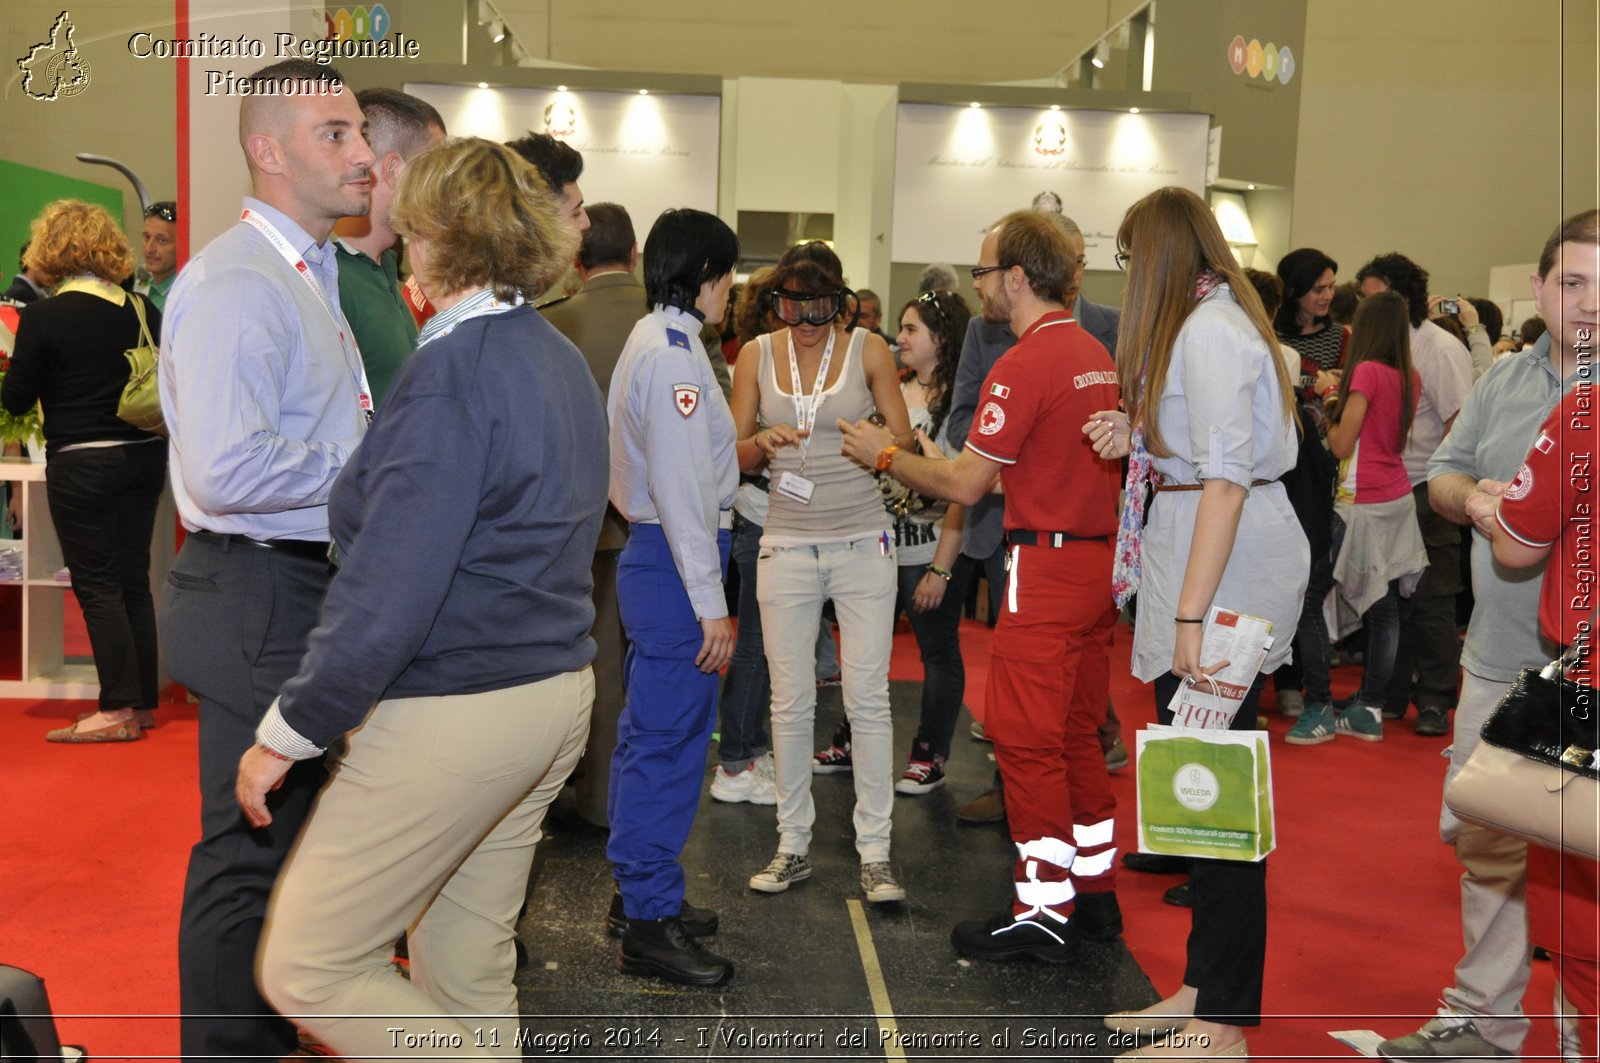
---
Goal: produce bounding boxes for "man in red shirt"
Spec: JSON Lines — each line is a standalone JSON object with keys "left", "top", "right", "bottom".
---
{"left": 841, "top": 209, "right": 1123, "bottom": 962}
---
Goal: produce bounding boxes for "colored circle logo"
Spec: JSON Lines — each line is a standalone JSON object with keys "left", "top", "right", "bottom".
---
{"left": 1228, "top": 35, "right": 1247, "bottom": 75}
{"left": 1174, "top": 764, "right": 1220, "bottom": 812}
{"left": 1245, "top": 39, "right": 1264, "bottom": 78}
{"left": 1261, "top": 41, "right": 1279, "bottom": 81}
{"left": 1277, "top": 45, "right": 1295, "bottom": 84}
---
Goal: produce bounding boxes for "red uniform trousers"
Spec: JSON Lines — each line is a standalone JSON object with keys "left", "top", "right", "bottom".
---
{"left": 985, "top": 539, "right": 1118, "bottom": 920}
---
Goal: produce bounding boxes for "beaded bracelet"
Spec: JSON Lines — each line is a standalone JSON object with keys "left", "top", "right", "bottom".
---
{"left": 926, "top": 563, "right": 953, "bottom": 582}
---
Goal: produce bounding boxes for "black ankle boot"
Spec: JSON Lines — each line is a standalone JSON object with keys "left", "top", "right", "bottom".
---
{"left": 1069, "top": 891, "right": 1124, "bottom": 941}
{"left": 605, "top": 891, "right": 719, "bottom": 938}
{"left": 618, "top": 918, "right": 734, "bottom": 987}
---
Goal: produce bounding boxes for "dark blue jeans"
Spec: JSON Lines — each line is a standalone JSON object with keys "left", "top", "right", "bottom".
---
{"left": 718, "top": 514, "right": 770, "bottom": 767}
{"left": 895, "top": 562, "right": 966, "bottom": 760}
{"left": 1295, "top": 548, "right": 1336, "bottom": 705}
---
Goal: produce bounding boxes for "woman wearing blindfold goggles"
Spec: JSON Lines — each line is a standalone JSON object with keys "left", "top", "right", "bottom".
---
{"left": 728, "top": 241, "right": 915, "bottom": 904}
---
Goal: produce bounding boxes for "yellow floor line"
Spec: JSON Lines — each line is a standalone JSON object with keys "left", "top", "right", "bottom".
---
{"left": 846, "top": 898, "right": 907, "bottom": 1061}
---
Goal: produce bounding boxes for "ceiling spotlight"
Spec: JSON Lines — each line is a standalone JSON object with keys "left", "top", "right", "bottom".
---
{"left": 1050, "top": 104, "right": 1061, "bottom": 111}
{"left": 1091, "top": 56, "right": 1104, "bottom": 69}
{"left": 1129, "top": 107, "right": 1141, "bottom": 114}
{"left": 489, "top": 19, "right": 506, "bottom": 43}
{"left": 478, "top": 81, "right": 488, "bottom": 89}
{"left": 1247, "top": 184, "right": 1256, "bottom": 190}
{"left": 969, "top": 101, "right": 980, "bottom": 108}
{"left": 639, "top": 88, "right": 649, "bottom": 95}
{"left": 557, "top": 84, "right": 568, "bottom": 92}
{"left": 1092, "top": 40, "right": 1109, "bottom": 69}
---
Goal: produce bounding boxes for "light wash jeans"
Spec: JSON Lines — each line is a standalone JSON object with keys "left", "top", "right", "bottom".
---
{"left": 758, "top": 534, "right": 897, "bottom": 863}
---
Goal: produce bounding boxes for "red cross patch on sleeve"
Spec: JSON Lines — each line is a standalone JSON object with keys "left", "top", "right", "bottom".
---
{"left": 673, "top": 384, "right": 701, "bottom": 417}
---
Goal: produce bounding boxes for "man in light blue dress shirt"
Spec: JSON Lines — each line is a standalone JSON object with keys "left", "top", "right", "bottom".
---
{"left": 157, "top": 59, "right": 373, "bottom": 1062}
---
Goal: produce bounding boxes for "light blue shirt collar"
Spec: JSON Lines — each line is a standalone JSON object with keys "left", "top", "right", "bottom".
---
{"left": 417, "top": 288, "right": 522, "bottom": 348}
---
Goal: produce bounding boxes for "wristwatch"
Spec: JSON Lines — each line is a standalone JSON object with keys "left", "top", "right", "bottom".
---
{"left": 876, "top": 444, "right": 900, "bottom": 472}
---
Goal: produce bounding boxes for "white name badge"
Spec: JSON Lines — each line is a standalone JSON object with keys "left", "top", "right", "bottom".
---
{"left": 774, "top": 471, "right": 816, "bottom": 505}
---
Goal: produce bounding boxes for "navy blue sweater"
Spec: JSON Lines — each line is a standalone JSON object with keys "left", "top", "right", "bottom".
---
{"left": 277, "top": 305, "right": 609, "bottom": 747}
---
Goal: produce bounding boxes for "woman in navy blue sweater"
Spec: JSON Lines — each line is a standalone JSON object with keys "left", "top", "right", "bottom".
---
{"left": 237, "top": 138, "right": 609, "bottom": 1057}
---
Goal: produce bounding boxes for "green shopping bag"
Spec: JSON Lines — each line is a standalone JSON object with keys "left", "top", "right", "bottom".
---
{"left": 1135, "top": 727, "right": 1275, "bottom": 862}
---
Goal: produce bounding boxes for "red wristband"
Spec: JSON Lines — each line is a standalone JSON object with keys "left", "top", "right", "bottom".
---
{"left": 257, "top": 744, "right": 293, "bottom": 762}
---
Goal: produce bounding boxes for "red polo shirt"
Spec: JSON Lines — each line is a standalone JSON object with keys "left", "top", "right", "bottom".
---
{"left": 963, "top": 310, "right": 1122, "bottom": 537}
{"left": 1497, "top": 384, "right": 1598, "bottom": 656}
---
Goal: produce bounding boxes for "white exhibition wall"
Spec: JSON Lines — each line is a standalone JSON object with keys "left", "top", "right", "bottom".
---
{"left": 407, "top": 83, "right": 721, "bottom": 240}
{"left": 891, "top": 104, "right": 1211, "bottom": 270}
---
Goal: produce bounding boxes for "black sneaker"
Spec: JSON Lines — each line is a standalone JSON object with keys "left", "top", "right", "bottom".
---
{"left": 1414, "top": 706, "right": 1449, "bottom": 737}
{"left": 951, "top": 909, "right": 1079, "bottom": 964}
{"left": 895, "top": 740, "right": 946, "bottom": 794}
{"left": 813, "top": 719, "right": 853, "bottom": 774}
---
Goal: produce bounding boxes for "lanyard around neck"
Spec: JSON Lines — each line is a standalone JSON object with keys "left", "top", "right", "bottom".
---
{"left": 787, "top": 328, "right": 838, "bottom": 471}
{"left": 241, "top": 208, "right": 373, "bottom": 418}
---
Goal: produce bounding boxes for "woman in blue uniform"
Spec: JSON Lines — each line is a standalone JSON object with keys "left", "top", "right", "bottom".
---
{"left": 605, "top": 208, "right": 741, "bottom": 987}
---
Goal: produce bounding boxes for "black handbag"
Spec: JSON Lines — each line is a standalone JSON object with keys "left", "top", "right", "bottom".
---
{"left": 1444, "top": 634, "right": 1600, "bottom": 859}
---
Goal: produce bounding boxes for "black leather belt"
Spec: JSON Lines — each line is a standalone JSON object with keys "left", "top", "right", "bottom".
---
{"left": 191, "top": 530, "right": 332, "bottom": 563}
{"left": 742, "top": 474, "right": 771, "bottom": 493}
{"left": 1006, "top": 530, "right": 1109, "bottom": 547}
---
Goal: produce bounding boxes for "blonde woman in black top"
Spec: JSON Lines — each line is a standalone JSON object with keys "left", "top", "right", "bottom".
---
{"left": 3, "top": 200, "right": 167, "bottom": 743}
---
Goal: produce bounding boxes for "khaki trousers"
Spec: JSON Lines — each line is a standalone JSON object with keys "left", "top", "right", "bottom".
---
{"left": 260, "top": 669, "right": 593, "bottom": 1060}
{"left": 1440, "top": 670, "right": 1531, "bottom": 1054}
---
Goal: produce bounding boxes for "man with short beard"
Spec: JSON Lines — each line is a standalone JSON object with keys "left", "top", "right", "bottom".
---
{"left": 841, "top": 210, "right": 1125, "bottom": 962}
{"left": 136, "top": 202, "right": 179, "bottom": 311}
{"left": 159, "top": 59, "right": 374, "bottom": 1061}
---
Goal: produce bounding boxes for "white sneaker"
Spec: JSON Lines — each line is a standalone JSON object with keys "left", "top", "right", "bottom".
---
{"left": 710, "top": 758, "right": 777, "bottom": 805}
{"left": 749, "top": 852, "right": 812, "bottom": 893}
{"left": 860, "top": 861, "right": 906, "bottom": 903}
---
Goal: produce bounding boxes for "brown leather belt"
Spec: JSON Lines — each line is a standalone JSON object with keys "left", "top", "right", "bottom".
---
{"left": 1153, "top": 478, "right": 1279, "bottom": 493}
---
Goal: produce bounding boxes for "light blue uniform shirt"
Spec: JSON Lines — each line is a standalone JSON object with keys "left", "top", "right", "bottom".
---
{"left": 1428, "top": 334, "right": 1577, "bottom": 681}
{"left": 608, "top": 305, "right": 738, "bottom": 620}
{"left": 159, "top": 198, "right": 367, "bottom": 540}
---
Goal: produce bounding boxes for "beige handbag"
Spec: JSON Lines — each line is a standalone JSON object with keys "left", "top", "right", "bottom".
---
{"left": 1444, "top": 639, "right": 1600, "bottom": 859}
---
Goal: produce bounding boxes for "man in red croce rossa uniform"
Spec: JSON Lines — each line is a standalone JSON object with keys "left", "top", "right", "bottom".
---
{"left": 841, "top": 209, "right": 1124, "bottom": 963}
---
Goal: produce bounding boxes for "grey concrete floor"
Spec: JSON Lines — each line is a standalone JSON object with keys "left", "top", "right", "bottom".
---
{"left": 511, "top": 681, "right": 1158, "bottom": 1060}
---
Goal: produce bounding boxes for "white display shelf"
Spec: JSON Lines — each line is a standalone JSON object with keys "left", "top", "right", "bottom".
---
{"left": 0, "top": 456, "right": 175, "bottom": 699}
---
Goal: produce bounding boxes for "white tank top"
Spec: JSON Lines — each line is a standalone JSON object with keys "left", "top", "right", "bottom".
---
{"left": 757, "top": 328, "right": 890, "bottom": 545}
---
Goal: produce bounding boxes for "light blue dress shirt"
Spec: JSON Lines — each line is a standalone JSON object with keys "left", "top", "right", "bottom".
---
{"left": 607, "top": 305, "right": 738, "bottom": 620}
{"left": 159, "top": 197, "right": 367, "bottom": 540}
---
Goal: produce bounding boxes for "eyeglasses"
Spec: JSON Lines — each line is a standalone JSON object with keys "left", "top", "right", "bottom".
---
{"left": 1114, "top": 252, "right": 1131, "bottom": 272}
{"left": 916, "top": 290, "right": 946, "bottom": 332}
{"left": 144, "top": 202, "right": 177, "bottom": 223}
{"left": 970, "top": 264, "right": 1013, "bottom": 280}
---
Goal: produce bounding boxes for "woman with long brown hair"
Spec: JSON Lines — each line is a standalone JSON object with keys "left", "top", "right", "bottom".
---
{"left": 1087, "top": 186, "right": 1308, "bottom": 1058}
{"left": 1285, "top": 290, "right": 1426, "bottom": 746}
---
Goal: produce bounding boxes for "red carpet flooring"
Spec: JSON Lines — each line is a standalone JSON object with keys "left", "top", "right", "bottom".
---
{"left": 1, "top": 618, "right": 1564, "bottom": 1059}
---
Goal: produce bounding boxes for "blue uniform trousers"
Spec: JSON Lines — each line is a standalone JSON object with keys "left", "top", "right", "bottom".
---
{"left": 607, "top": 522, "right": 732, "bottom": 919}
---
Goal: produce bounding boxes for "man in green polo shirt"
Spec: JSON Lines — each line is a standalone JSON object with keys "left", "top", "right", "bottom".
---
{"left": 136, "top": 202, "right": 180, "bottom": 311}
{"left": 334, "top": 87, "right": 445, "bottom": 407}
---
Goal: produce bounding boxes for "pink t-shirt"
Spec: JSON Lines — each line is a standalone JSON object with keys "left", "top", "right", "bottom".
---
{"left": 1336, "top": 361, "right": 1419, "bottom": 504}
